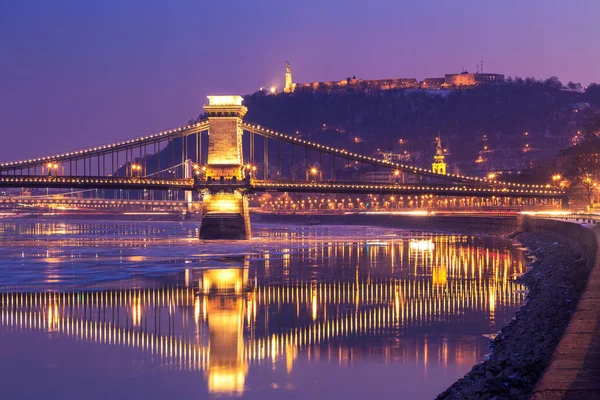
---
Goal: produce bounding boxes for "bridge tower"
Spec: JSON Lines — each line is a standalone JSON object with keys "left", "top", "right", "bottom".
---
{"left": 432, "top": 136, "right": 447, "bottom": 175}
{"left": 200, "top": 95, "right": 251, "bottom": 239}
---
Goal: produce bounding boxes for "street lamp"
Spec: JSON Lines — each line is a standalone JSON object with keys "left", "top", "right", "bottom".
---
{"left": 394, "top": 169, "right": 400, "bottom": 184}
{"left": 46, "top": 162, "right": 60, "bottom": 176}
{"left": 552, "top": 174, "right": 562, "bottom": 182}
{"left": 244, "top": 164, "right": 256, "bottom": 180}
{"left": 130, "top": 164, "right": 142, "bottom": 177}
{"left": 310, "top": 167, "right": 318, "bottom": 182}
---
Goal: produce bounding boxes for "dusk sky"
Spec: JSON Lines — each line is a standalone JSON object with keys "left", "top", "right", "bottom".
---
{"left": 1, "top": 0, "right": 598, "bottom": 162}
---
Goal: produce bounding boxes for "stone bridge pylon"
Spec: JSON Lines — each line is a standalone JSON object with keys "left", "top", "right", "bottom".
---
{"left": 200, "top": 95, "right": 251, "bottom": 239}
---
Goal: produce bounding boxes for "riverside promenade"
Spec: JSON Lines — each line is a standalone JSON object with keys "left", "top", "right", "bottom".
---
{"left": 530, "top": 220, "right": 600, "bottom": 399}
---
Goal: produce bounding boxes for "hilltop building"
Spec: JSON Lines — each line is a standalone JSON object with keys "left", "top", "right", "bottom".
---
{"left": 432, "top": 137, "right": 447, "bottom": 174}
{"left": 444, "top": 72, "right": 505, "bottom": 86}
{"left": 293, "top": 77, "right": 419, "bottom": 93}
{"left": 280, "top": 62, "right": 504, "bottom": 94}
{"left": 421, "top": 78, "right": 446, "bottom": 89}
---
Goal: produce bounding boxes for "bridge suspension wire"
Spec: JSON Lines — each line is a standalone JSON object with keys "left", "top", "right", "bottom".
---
{"left": 25, "top": 188, "right": 97, "bottom": 198}
{"left": 264, "top": 137, "right": 269, "bottom": 180}
{"left": 144, "top": 162, "right": 186, "bottom": 178}
{"left": 240, "top": 122, "right": 559, "bottom": 191}
{"left": 0, "top": 120, "right": 209, "bottom": 173}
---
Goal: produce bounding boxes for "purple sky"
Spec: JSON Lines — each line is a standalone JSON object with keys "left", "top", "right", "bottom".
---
{"left": 0, "top": 0, "right": 598, "bottom": 162}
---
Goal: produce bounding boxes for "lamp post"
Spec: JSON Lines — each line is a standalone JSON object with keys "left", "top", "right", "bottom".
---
{"left": 46, "top": 162, "right": 60, "bottom": 176}
{"left": 244, "top": 164, "right": 256, "bottom": 180}
{"left": 130, "top": 164, "right": 142, "bottom": 177}
{"left": 583, "top": 176, "right": 595, "bottom": 210}
{"left": 310, "top": 167, "right": 318, "bottom": 182}
{"left": 551, "top": 174, "right": 562, "bottom": 188}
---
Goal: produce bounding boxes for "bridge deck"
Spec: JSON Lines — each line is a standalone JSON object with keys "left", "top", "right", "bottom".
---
{"left": 0, "top": 176, "right": 565, "bottom": 199}
{"left": 250, "top": 180, "right": 565, "bottom": 199}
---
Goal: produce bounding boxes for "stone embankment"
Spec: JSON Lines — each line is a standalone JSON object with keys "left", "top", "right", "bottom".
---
{"left": 437, "top": 232, "right": 590, "bottom": 399}
{"left": 437, "top": 217, "right": 598, "bottom": 400}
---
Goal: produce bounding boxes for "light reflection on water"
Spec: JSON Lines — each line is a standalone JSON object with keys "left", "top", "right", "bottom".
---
{"left": 0, "top": 220, "right": 526, "bottom": 399}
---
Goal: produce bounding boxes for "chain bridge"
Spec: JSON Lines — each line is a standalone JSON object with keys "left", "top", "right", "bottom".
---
{"left": 0, "top": 95, "right": 565, "bottom": 239}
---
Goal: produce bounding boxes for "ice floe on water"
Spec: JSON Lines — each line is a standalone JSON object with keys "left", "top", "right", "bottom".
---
{"left": 0, "top": 219, "right": 413, "bottom": 291}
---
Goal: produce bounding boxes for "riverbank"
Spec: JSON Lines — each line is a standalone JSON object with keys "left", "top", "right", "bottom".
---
{"left": 2, "top": 211, "right": 594, "bottom": 398}
{"left": 436, "top": 232, "right": 592, "bottom": 399}
{"left": 257, "top": 213, "right": 598, "bottom": 399}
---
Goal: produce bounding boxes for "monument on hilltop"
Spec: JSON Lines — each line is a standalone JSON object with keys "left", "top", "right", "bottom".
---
{"left": 284, "top": 61, "right": 296, "bottom": 93}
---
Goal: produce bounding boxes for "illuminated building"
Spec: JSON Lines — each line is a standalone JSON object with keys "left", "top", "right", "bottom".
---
{"left": 294, "top": 77, "right": 419, "bottom": 93}
{"left": 421, "top": 77, "right": 446, "bottom": 89}
{"left": 284, "top": 64, "right": 504, "bottom": 93}
{"left": 432, "top": 136, "right": 447, "bottom": 174}
{"left": 444, "top": 72, "right": 505, "bottom": 87}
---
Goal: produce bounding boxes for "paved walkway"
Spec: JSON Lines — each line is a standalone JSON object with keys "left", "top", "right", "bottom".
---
{"left": 531, "top": 224, "right": 600, "bottom": 399}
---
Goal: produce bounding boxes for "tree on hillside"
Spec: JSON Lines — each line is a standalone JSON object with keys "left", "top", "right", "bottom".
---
{"left": 543, "top": 76, "right": 563, "bottom": 89}
{"left": 578, "top": 172, "right": 598, "bottom": 209}
{"left": 584, "top": 112, "right": 600, "bottom": 137}
{"left": 566, "top": 81, "right": 583, "bottom": 92}
{"left": 584, "top": 83, "right": 600, "bottom": 105}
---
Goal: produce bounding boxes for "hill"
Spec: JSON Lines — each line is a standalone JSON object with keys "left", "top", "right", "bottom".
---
{"left": 229, "top": 82, "right": 600, "bottom": 179}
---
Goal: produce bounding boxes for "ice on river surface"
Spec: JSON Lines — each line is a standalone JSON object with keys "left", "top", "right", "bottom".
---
{"left": 0, "top": 220, "right": 432, "bottom": 291}
{"left": 0, "top": 219, "right": 528, "bottom": 400}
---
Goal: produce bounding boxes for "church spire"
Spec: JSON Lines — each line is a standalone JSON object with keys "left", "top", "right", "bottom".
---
{"left": 432, "top": 136, "right": 447, "bottom": 174}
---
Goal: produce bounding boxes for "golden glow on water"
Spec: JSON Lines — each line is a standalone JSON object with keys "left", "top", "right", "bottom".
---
{"left": 132, "top": 298, "right": 141, "bottom": 327}
{"left": 0, "top": 226, "right": 527, "bottom": 397}
{"left": 201, "top": 268, "right": 247, "bottom": 295}
{"left": 409, "top": 239, "right": 435, "bottom": 251}
{"left": 432, "top": 265, "right": 447, "bottom": 286}
{"left": 0, "top": 277, "right": 525, "bottom": 367}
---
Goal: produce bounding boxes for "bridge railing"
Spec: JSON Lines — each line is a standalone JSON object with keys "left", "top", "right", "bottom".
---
{"left": 522, "top": 211, "right": 600, "bottom": 224}
{"left": 249, "top": 179, "right": 564, "bottom": 198}
{"left": 0, "top": 121, "right": 209, "bottom": 172}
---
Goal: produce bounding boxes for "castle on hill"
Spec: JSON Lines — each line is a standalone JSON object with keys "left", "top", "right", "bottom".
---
{"left": 282, "top": 62, "right": 504, "bottom": 93}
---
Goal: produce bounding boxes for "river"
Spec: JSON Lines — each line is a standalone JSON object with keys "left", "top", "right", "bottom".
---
{"left": 0, "top": 220, "right": 527, "bottom": 399}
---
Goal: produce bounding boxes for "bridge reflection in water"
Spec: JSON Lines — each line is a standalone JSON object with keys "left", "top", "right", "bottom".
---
{"left": 0, "top": 235, "right": 526, "bottom": 397}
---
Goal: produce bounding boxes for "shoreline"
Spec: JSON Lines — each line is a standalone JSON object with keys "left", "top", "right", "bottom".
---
{"left": 437, "top": 231, "right": 591, "bottom": 399}
{"left": 257, "top": 213, "right": 596, "bottom": 398}
{"left": 1, "top": 213, "right": 594, "bottom": 397}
